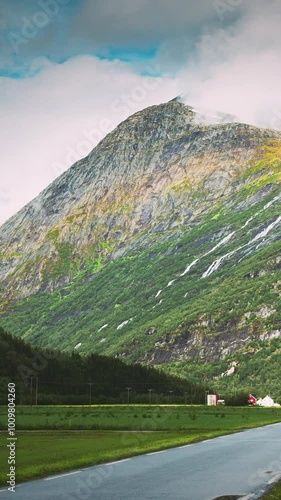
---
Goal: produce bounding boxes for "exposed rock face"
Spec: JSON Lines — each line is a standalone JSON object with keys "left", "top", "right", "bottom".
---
{"left": 0, "top": 99, "right": 281, "bottom": 368}
{"left": 0, "top": 101, "right": 279, "bottom": 299}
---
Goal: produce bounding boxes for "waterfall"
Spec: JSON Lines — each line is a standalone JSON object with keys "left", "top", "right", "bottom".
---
{"left": 202, "top": 215, "right": 281, "bottom": 278}
{"left": 242, "top": 193, "right": 281, "bottom": 228}
{"left": 204, "top": 232, "right": 236, "bottom": 257}
{"left": 250, "top": 215, "right": 281, "bottom": 243}
{"left": 263, "top": 193, "right": 281, "bottom": 211}
{"left": 167, "top": 279, "right": 177, "bottom": 287}
{"left": 98, "top": 324, "right": 108, "bottom": 332}
{"left": 202, "top": 249, "right": 238, "bottom": 278}
{"left": 180, "top": 259, "right": 199, "bottom": 277}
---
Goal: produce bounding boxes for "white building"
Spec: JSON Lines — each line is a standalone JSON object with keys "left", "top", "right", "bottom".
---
{"left": 256, "top": 395, "right": 280, "bottom": 407}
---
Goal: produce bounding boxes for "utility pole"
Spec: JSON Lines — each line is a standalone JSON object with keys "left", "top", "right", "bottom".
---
{"left": 87, "top": 383, "right": 94, "bottom": 406}
{"left": 126, "top": 387, "right": 131, "bottom": 405}
{"left": 148, "top": 389, "right": 153, "bottom": 405}
{"left": 30, "top": 377, "right": 33, "bottom": 407}
{"left": 35, "top": 377, "right": 38, "bottom": 406}
{"left": 205, "top": 390, "right": 209, "bottom": 406}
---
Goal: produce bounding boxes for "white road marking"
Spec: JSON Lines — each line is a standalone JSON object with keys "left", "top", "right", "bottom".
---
{"left": 44, "top": 471, "right": 81, "bottom": 481}
{"left": 104, "top": 459, "right": 131, "bottom": 466}
{"left": 0, "top": 485, "right": 23, "bottom": 492}
{"left": 179, "top": 444, "right": 192, "bottom": 448}
{"left": 147, "top": 450, "right": 167, "bottom": 456}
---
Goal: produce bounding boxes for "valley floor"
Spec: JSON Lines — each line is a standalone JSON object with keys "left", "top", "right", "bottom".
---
{"left": 1, "top": 405, "right": 281, "bottom": 486}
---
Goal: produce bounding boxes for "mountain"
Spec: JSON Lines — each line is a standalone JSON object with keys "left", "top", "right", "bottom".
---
{"left": 0, "top": 99, "right": 281, "bottom": 394}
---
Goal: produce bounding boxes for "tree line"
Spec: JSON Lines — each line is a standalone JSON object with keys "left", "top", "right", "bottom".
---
{"left": 0, "top": 327, "right": 207, "bottom": 405}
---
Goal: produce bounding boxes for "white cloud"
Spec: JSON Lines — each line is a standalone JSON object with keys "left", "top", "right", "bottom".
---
{"left": 0, "top": 0, "right": 232, "bottom": 69}
{"left": 0, "top": 55, "right": 179, "bottom": 225}
{"left": 1, "top": 0, "right": 281, "bottom": 228}
{"left": 72, "top": 0, "right": 222, "bottom": 47}
{"left": 177, "top": 0, "right": 281, "bottom": 129}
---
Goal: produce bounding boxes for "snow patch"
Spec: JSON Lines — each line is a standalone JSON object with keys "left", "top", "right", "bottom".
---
{"left": 242, "top": 194, "right": 281, "bottom": 228}
{"left": 98, "top": 324, "right": 108, "bottom": 332}
{"left": 152, "top": 299, "right": 163, "bottom": 309}
{"left": 180, "top": 259, "right": 199, "bottom": 277}
{"left": 155, "top": 290, "right": 162, "bottom": 298}
{"left": 202, "top": 215, "right": 281, "bottom": 278}
{"left": 263, "top": 193, "right": 281, "bottom": 211}
{"left": 242, "top": 216, "right": 254, "bottom": 228}
{"left": 167, "top": 279, "right": 176, "bottom": 287}
{"left": 117, "top": 319, "right": 133, "bottom": 330}
{"left": 202, "top": 249, "right": 238, "bottom": 278}
{"left": 250, "top": 215, "right": 281, "bottom": 243}
{"left": 204, "top": 232, "right": 236, "bottom": 257}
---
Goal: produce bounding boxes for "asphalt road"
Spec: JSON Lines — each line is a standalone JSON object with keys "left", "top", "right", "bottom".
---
{"left": 1, "top": 423, "right": 281, "bottom": 500}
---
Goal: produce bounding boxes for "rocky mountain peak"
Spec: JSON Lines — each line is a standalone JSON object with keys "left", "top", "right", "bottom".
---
{"left": 0, "top": 100, "right": 280, "bottom": 379}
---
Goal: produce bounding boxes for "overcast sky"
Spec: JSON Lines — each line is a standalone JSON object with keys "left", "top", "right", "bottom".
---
{"left": 1, "top": 0, "right": 281, "bottom": 225}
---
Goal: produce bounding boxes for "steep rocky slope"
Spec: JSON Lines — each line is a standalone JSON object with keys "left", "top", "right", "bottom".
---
{"left": 0, "top": 99, "right": 281, "bottom": 390}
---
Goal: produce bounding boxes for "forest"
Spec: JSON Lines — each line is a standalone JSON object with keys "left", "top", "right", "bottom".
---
{"left": 0, "top": 326, "right": 208, "bottom": 405}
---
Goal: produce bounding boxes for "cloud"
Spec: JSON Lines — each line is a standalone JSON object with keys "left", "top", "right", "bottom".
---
{"left": 71, "top": 0, "right": 223, "bottom": 48}
{"left": 0, "top": 55, "right": 179, "bottom": 226}
{"left": 1, "top": 0, "right": 281, "bottom": 228}
{"left": 1, "top": 0, "right": 239, "bottom": 71}
{"left": 176, "top": 0, "right": 281, "bottom": 129}
{"left": 0, "top": 0, "right": 77, "bottom": 69}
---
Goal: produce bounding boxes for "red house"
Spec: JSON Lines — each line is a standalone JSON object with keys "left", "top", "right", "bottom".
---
{"left": 248, "top": 394, "right": 257, "bottom": 405}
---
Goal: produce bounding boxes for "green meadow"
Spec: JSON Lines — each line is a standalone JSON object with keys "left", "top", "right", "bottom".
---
{"left": 1, "top": 404, "right": 281, "bottom": 431}
{"left": 1, "top": 404, "right": 281, "bottom": 486}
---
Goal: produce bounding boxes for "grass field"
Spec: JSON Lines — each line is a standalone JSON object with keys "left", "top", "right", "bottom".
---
{"left": 1, "top": 404, "right": 281, "bottom": 431}
{"left": 0, "top": 429, "right": 215, "bottom": 486}
{"left": 0, "top": 405, "right": 281, "bottom": 487}
{"left": 262, "top": 481, "right": 281, "bottom": 499}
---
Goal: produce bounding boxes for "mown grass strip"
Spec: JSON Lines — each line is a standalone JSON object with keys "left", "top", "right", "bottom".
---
{"left": 0, "top": 429, "right": 229, "bottom": 486}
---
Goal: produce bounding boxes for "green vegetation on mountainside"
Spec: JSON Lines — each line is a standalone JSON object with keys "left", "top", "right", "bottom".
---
{"left": 0, "top": 143, "right": 280, "bottom": 397}
{"left": 163, "top": 335, "right": 281, "bottom": 404}
{"left": 1, "top": 186, "right": 280, "bottom": 348}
